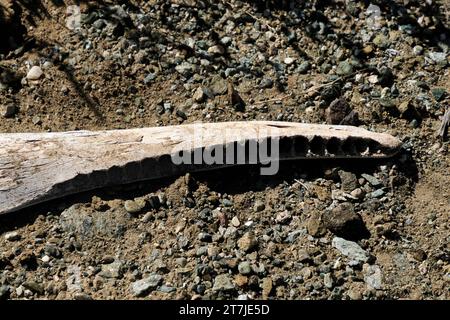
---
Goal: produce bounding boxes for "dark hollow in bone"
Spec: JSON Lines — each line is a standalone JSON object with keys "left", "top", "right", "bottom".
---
{"left": 279, "top": 136, "right": 294, "bottom": 157}
{"left": 326, "top": 137, "right": 342, "bottom": 155}
{"left": 293, "top": 136, "right": 309, "bottom": 155}
{"left": 368, "top": 140, "right": 382, "bottom": 155}
{"left": 354, "top": 138, "right": 369, "bottom": 154}
{"left": 309, "top": 136, "right": 326, "bottom": 155}
{"left": 341, "top": 137, "right": 358, "bottom": 155}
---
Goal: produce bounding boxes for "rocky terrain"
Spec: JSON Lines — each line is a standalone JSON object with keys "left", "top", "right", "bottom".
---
{"left": 0, "top": 0, "right": 449, "bottom": 300}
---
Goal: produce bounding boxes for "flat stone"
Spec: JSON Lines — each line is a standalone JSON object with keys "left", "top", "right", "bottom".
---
{"left": 284, "top": 229, "right": 305, "bottom": 243}
{"left": 73, "top": 293, "right": 93, "bottom": 300}
{"left": 23, "top": 281, "right": 44, "bottom": 295}
{"left": 131, "top": 274, "right": 163, "bottom": 297}
{"left": 4, "top": 231, "right": 21, "bottom": 241}
{"left": 207, "top": 45, "right": 225, "bottom": 55}
{"left": 222, "top": 199, "right": 233, "bottom": 207}
{"left": 370, "top": 189, "right": 385, "bottom": 198}
{"left": 431, "top": 88, "right": 446, "bottom": 101}
{"left": 175, "top": 62, "right": 197, "bottom": 77}
{"left": 428, "top": 51, "right": 447, "bottom": 65}
{"left": 275, "top": 211, "right": 291, "bottom": 224}
{"left": 212, "top": 274, "right": 235, "bottom": 292}
{"left": 100, "top": 260, "right": 123, "bottom": 279}
{"left": 144, "top": 73, "right": 156, "bottom": 84}
{"left": 368, "top": 75, "right": 379, "bottom": 84}
{"left": 259, "top": 78, "right": 273, "bottom": 89}
{"left": 364, "top": 264, "right": 382, "bottom": 290}
{"left": 362, "top": 45, "right": 373, "bottom": 55}
{"left": 332, "top": 237, "right": 370, "bottom": 263}
{"left": 234, "top": 275, "right": 248, "bottom": 287}
{"left": 327, "top": 98, "right": 352, "bottom": 125}
{"left": 157, "top": 285, "right": 175, "bottom": 293}
{"left": 361, "top": 173, "right": 382, "bottom": 187}
{"left": 124, "top": 199, "right": 146, "bottom": 214}
{"left": 59, "top": 204, "right": 129, "bottom": 239}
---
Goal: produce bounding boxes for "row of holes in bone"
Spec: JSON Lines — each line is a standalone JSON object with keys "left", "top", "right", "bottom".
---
{"left": 171, "top": 136, "right": 383, "bottom": 163}
{"left": 279, "top": 136, "right": 381, "bottom": 156}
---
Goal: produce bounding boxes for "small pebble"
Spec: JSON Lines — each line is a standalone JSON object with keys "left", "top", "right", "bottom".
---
{"left": 26, "top": 66, "right": 43, "bottom": 80}
{"left": 4, "top": 231, "right": 21, "bottom": 241}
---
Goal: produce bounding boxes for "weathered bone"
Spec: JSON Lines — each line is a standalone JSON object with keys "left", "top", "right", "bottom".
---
{"left": 0, "top": 121, "right": 401, "bottom": 215}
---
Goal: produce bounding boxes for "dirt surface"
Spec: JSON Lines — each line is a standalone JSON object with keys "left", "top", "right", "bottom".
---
{"left": 0, "top": 0, "right": 449, "bottom": 300}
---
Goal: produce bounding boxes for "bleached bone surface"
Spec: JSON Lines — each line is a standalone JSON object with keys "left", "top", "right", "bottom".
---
{"left": 0, "top": 121, "right": 401, "bottom": 215}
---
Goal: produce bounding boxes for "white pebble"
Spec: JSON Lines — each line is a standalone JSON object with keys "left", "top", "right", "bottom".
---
{"left": 412, "top": 45, "right": 423, "bottom": 55}
{"left": 26, "top": 66, "right": 43, "bottom": 80}
{"left": 4, "top": 231, "right": 20, "bottom": 241}
{"left": 355, "top": 74, "right": 364, "bottom": 83}
{"left": 42, "top": 61, "right": 53, "bottom": 69}
{"left": 244, "top": 221, "right": 254, "bottom": 227}
{"left": 368, "top": 75, "right": 379, "bottom": 84}
{"left": 284, "top": 57, "right": 295, "bottom": 65}
{"left": 231, "top": 216, "right": 240, "bottom": 227}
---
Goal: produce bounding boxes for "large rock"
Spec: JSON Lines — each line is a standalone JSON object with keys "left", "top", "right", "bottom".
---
{"left": 326, "top": 98, "right": 355, "bottom": 125}
{"left": 59, "top": 204, "right": 129, "bottom": 239}
{"left": 124, "top": 198, "right": 146, "bottom": 214}
{"left": 323, "top": 202, "right": 369, "bottom": 240}
{"left": 210, "top": 75, "right": 228, "bottom": 96}
{"left": 307, "top": 211, "right": 326, "bottom": 237}
{"left": 338, "top": 170, "right": 358, "bottom": 192}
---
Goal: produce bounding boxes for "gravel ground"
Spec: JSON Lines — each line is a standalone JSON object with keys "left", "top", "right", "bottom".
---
{"left": 0, "top": 0, "right": 449, "bottom": 300}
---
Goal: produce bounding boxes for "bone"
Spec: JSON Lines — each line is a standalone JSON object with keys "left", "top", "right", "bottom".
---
{"left": 0, "top": 121, "right": 402, "bottom": 215}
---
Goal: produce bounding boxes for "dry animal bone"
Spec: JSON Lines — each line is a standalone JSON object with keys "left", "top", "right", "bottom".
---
{"left": 0, "top": 121, "right": 402, "bottom": 215}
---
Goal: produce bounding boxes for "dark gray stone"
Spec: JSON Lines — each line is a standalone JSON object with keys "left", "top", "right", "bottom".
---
{"left": 323, "top": 202, "right": 368, "bottom": 240}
